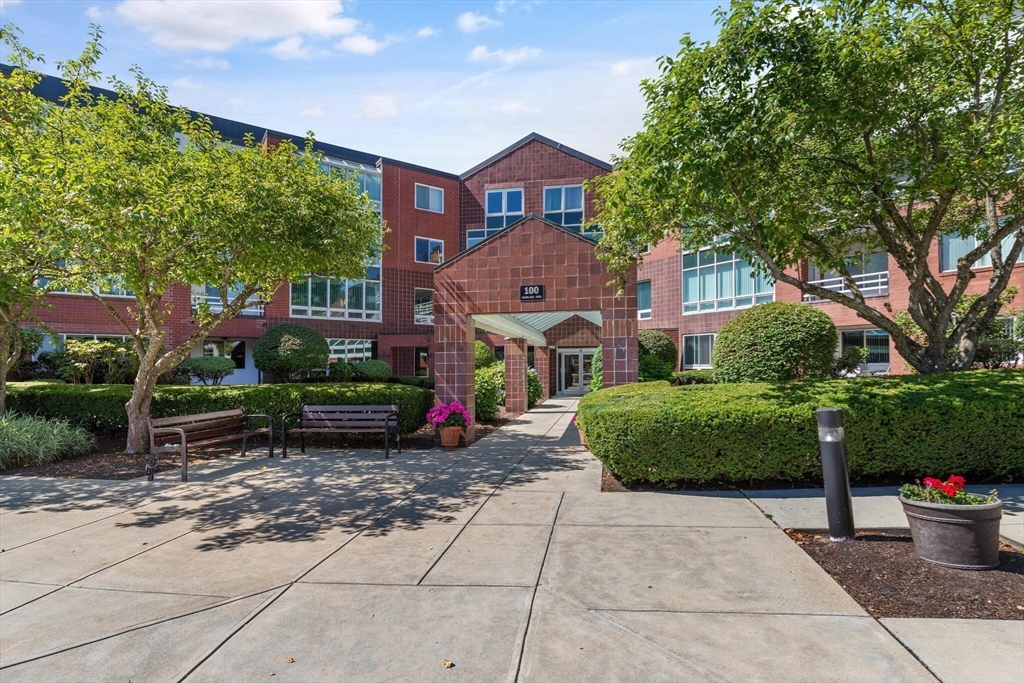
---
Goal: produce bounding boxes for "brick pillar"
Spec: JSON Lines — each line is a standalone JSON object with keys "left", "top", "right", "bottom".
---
{"left": 602, "top": 309, "right": 638, "bottom": 387}
{"left": 534, "top": 346, "right": 551, "bottom": 400}
{"left": 505, "top": 338, "right": 528, "bottom": 413}
{"left": 433, "top": 313, "right": 476, "bottom": 444}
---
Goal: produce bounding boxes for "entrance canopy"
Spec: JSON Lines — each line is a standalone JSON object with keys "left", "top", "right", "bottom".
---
{"left": 474, "top": 311, "right": 603, "bottom": 348}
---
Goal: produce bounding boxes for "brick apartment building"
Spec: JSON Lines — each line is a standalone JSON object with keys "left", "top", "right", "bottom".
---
{"left": 26, "top": 73, "right": 1024, "bottom": 391}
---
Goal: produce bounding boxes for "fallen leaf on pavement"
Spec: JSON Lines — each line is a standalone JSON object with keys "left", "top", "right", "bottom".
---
{"left": 443, "top": 659, "right": 454, "bottom": 669}
{"left": 285, "top": 658, "right": 295, "bottom": 664}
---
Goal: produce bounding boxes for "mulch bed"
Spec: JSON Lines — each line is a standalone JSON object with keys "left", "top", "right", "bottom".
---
{"left": 788, "top": 530, "right": 1024, "bottom": 620}
{"left": 0, "top": 411, "right": 521, "bottom": 481}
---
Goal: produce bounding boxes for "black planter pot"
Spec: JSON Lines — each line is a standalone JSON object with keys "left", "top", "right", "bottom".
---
{"left": 899, "top": 495, "right": 1003, "bottom": 570}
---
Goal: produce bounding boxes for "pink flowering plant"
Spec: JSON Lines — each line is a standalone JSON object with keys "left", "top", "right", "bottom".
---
{"left": 427, "top": 401, "right": 472, "bottom": 430}
{"left": 899, "top": 475, "right": 997, "bottom": 505}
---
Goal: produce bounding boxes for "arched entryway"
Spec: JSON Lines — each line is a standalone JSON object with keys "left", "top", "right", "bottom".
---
{"left": 433, "top": 214, "right": 639, "bottom": 443}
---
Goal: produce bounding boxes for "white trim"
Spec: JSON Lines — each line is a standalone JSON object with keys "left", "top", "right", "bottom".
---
{"left": 637, "top": 279, "right": 652, "bottom": 320}
{"left": 542, "top": 184, "right": 585, "bottom": 228}
{"left": 414, "top": 182, "right": 444, "bottom": 213}
{"left": 414, "top": 236, "right": 445, "bottom": 265}
{"left": 681, "top": 333, "right": 716, "bottom": 369}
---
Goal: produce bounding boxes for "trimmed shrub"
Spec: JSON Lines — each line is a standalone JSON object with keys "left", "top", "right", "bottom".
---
{"left": 527, "top": 368, "right": 543, "bottom": 408}
{"left": 390, "top": 376, "right": 435, "bottom": 390}
{"left": 178, "top": 357, "right": 236, "bottom": 385}
{"left": 353, "top": 359, "right": 391, "bottom": 381}
{"left": 578, "top": 370, "right": 1024, "bottom": 485}
{"left": 589, "top": 346, "right": 603, "bottom": 392}
{"left": 6, "top": 381, "right": 433, "bottom": 435}
{"left": 475, "top": 364, "right": 505, "bottom": 421}
{"left": 638, "top": 329, "right": 678, "bottom": 368}
{"left": 0, "top": 412, "right": 95, "bottom": 469}
{"left": 672, "top": 369, "right": 716, "bottom": 385}
{"left": 328, "top": 361, "right": 355, "bottom": 382}
{"left": 712, "top": 302, "right": 838, "bottom": 383}
{"left": 475, "top": 340, "right": 498, "bottom": 369}
{"left": 253, "top": 324, "right": 330, "bottom": 382}
{"left": 638, "top": 354, "right": 673, "bottom": 382}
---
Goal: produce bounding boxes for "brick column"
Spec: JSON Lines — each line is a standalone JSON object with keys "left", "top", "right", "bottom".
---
{"left": 534, "top": 346, "right": 551, "bottom": 400}
{"left": 433, "top": 313, "right": 476, "bottom": 444}
{"left": 505, "top": 338, "right": 528, "bottom": 413}
{"left": 602, "top": 309, "right": 638, "bottom": 387}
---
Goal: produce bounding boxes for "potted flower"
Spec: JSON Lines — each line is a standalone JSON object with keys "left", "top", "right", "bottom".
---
{"left": 899, "top": 475, "right": 1002, "bottom": 570}
{"left": 571, "top": 415, "right": 588, "bottom": 448}
{"left": 427, "top": 401, "right": 472, "bottom": 451}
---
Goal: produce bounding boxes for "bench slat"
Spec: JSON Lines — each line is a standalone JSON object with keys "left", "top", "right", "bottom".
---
{"left": 151, "top": 408, "right": 245, "bottom": 427}
{"left": 299, "top": 420, "right": 396, "bottom": 429}
{"left": 174, "top": 417, "right": 247, "bottom": 434}
{"left": 291, "top": 427, "right": 393, "bottom": 434}
{"left": 156, "top": 428, "right": 268, "bottom": 448}
{"left": 302, "top": 405, "right": 397, "bottom": 412}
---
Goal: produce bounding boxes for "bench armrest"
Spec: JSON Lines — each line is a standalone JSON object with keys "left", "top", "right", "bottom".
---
{"left": 247, "top": 413, "right": 273, "bottom": 428}
{"left": 150, "top": 426, "right": 187, "bottom": 449}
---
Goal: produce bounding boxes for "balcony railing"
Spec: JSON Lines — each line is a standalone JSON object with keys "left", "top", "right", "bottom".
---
{"left": 414, "top": 302, "right": 434, "bottom": 326}
{"left": 803, "top": 271, "right": 889, "bottom": 302}
{"left": 191, "top": 294, "right": 264, "bottom": 316}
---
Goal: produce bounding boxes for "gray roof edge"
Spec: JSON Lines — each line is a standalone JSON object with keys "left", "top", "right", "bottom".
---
{"left": 435, "top": 213, "right": 598, "bottom": 271}
{"left": 460, "top": 132, "right": 613, "bottom": 179}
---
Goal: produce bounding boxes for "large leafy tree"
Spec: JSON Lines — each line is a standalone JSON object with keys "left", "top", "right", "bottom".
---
{"left": 592, "top": 0, "right": 1023, "bottom": 373}
{"left": 5, "top": 28, "right": 384, "bottom": 451}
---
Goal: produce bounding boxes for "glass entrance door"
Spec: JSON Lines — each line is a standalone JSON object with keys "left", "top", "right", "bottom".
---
{"left": 558, "top": 349, "right": 599, "bottom": 395}
{"left": 561, "top": 352, "right": 580, "bottom": 394}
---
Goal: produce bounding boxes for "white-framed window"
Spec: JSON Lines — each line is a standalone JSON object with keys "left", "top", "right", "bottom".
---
{"left": 415, "top": 183, "right": 444, "bottom": 213}
{"left": 37, "top": 333, "right": 131, "bottom": 357}
{"left": 471, "top": 188, "right": 524, "bottom": 247}
{"left": 543, "top": 185, "right": 584, "bottom": 229}
{"left": 939, "top": 233, "right": 1022, "bottom": 272}
{"left": 841, "top": 329, "right": 890, "bottom": 364}
{"left": 191, "top": 284, "right": 263, "bottom": 316}
{"left": 415, "top": 237, "right": 444, "bottom": 265}
{"left": 682, "top": 334, "right": 715, "bottom": 369}
{"left": 682, "top": 248, "right": 774, "bottom": 313}
{"left": 637, "top": 280, "right": 652, "bottom": 320}
{"left": 202, "top": 340, "right": 246, "bottom": 369}
{"left": 327, "top": 339, "right": 375, "bottom": 362}
{"left": 320, "top": 158, "right": 382, "bottom": 212}
{"left": 38, "top": 264, "right": 134, "bottom": 298}
{"left": 290, "top": 264, "right": 382, "bottom": 321}
{"left": 414, "top": 288, "right": 434, "bottom": 325}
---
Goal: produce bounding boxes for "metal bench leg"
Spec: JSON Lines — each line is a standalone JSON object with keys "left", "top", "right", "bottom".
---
{"left": 268, "top": 423, "right": 274, "bottom": 458}
{"left": 300, "top": 432, "right": 306, "bottom": 454}
{"left": 397, "top": 427, "right": 401, "bottom": 454}
{"left": 241, "top": 436, "right": 248, "bottom": 458}
{"left": 282, "top": 429, "right": 288, "bottom": 458}
{"left": 384, "top": 428, "right": 390, "bottom": 460}
{"left": 181, "top": 444, "right": 188, "bottom": 483}
{"left": 146, "top": 452, "right": 156, "bottom": 481}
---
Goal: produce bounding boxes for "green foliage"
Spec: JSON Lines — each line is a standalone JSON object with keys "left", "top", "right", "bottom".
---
{"left": 527, "top": 368, "right": 543, "bottom": 408}
{"left": 475, "top": 341, "right": 498, "bottom": 369}
{"left": 0, "top": 412, "right": 95, "bottom": 469}
{"left": 712, "top": 303, "right": 838, "bottom": 383}
{"left": 578, "top": 370, "right": 1024, "bottom": 485}
{"left": 899, "top": 482, "right": 998, "bottom": 506}
{"left": 17, "top": 327, "right": 45, "bottom": 360}
{"left": 352, "top": 359, "right": 391, "bottom": 382}
{"left": 1015, "top": 314, "right": 1024, "bottom": 342}
{"left": 589, "top": 346, "right": 604, "bottom": 392}
{"left": 589, "top": 0, "right": 1024, "bottom": 373}
{"left": 253, "top": 324, "right": 330, "bottom": 382}
{"left": 6, "top": 382, "right": 433, "bottom": 436}
{"left": 58, "top": 339, "right": 139, "bottom": 385}
{"left": 833, "top": 346, "right": 869, "bottom": 377}
{"left": 672, "top": 369, "right": 717, "bottom": 385}
{"left": 389, "top": 376, "right": 435, "bottom": 390}
{"left": 638, "top": 354, "right": 674, "bottom": 383}
{"left": 638, "top": 329, "right": 678, "bottom": 368}
{"left": 328, "top": 361, "right": 355, "bottom": 382}
{"left": 475, "top": 364, "right": 505, "bottom": 421}
{"left": 178, "top": 357, "right": 236, "bottom": 386}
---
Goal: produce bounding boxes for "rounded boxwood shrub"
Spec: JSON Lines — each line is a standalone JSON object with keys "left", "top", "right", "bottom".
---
{"left": 353, "top": 359, "right": 391, "bottom": 381}
{"left": 589, "top": 346, "right": 603, "bottom": 392}
{"left": 178, "top": 356, "right": 236, "bottom": 385}
{"left": 475, "top": 363, "right": 505, "bottom": 421}
{"left": 638, "top": 329, "right": 678, "bottom": 368}
{"left": 577, "top": 370, "right": 1024, "bottom": 485}
{"left": 712, "top": 302, "right": 838, "bottom": 383}
{"left": 527, "top": 367, "right": 543, "bottom": 408}
{"left": 475, "top": 341, "right": 498, "bottom": 369}
{"left": 253, "top": 324, "right": 330, "bottom": 382}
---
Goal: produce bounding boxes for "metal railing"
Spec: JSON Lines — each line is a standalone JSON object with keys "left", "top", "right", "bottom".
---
{"left": 414, "top": 302, "right": 434, "bottom": 325}
{"left": 191, "top": 294, "right": 264, "bottom": 316}
{"left": 803, "top": 271, "right": 888, "bottom": 301}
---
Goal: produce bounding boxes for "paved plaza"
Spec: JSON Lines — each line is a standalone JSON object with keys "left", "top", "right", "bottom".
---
{"left": 1, "top": 398, "right": 1021, "bottom": 682}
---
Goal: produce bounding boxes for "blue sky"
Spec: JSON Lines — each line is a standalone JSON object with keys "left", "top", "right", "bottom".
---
{"left": 1, "top": 0, "right": 726, "bottom": 172}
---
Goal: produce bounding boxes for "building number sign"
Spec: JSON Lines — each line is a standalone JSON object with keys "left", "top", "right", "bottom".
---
{"left": 519, "top": 285, "right": 545, "bottom": 302}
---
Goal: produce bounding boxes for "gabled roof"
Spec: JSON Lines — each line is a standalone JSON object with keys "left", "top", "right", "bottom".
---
{"left": 435, "top": 213, "right": 598, "bottom": 271}
{"left": 460, "top": 132, "right": 613, "bottom": 179}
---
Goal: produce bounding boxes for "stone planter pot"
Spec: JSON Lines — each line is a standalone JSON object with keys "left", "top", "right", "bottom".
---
{"left": 899, "top": 495, "right": 1003, "bottom": 570}
{"left": 577, "top": 427, "right": 588, "bottom": 448}
{"left": 440, "top": 426, "right": 463, "bottom": 451}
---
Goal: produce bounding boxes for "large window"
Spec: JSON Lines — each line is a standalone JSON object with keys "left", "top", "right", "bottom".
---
{"left": 415, "top": 237, "right": 444, "bottom": 264}
{"left": 470, "top": 188, "right": 524, "bottom": 247}
{"left": 320, "top": 158, "right": 381, "bottom": 211}
{"left": 290, "top": 265, "right": 381, "bottom": 321}
{"left": 203, "top": 340, "right": 246, "bottom": 369}
{"left": 841, "top": 329, "right": 890, "bottom": 364}
{"left": 415, "top": 347, "right": 429, "bottom": 377}
{"left": 683, "top": 334, "right": 714, "bottom": 368}
{"left": 414, "top": 288, "right": 434, "bottom": 325}
{"left": 327, "top": 339, "right": 375, "bottom": 362}
{"left": 682, "top": 248, "right": 773, "bottom": 313}
{"left": 543, "top": 185, "right": 583, "bottom": 229}
{"left": 191, "top": 284, "right": 263, "bottom": 315}
{"left": 940, "top": 233, "right": 1023, "bottom": 272}
{"left": 415, "top": 183, "right": 444, "bottom": 213}
{"left": 637, "top": 280, "right": 652, "bottom": 320}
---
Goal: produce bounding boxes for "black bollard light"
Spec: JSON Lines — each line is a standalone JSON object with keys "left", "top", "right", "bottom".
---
{"left": 816, "top": 407, "right": 856, "bottom": 541}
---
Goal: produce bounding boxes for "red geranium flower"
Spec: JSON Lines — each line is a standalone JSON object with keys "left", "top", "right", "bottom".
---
{"left": 947, "top": 475, "right": 966, "bottom": 491}
{"left": 940, "top": 484, "right": 957, "bottom": 497}
{"left": 923, "top": 477, "right": 943, "bottom": 489}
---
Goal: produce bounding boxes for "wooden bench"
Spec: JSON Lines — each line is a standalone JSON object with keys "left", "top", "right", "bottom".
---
{"left": 281, "top": 405, "right": 400, "bottom": 459}
{"left": 147, "top": 408, "right": 273, "bottom": 482}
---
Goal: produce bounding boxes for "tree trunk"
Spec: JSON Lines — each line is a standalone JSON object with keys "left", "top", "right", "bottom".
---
{"left": 0, "top": 323, "right": 21, "bottom": 416}
{"left": 125, "top": 361, "right": 159, "bottom": 453}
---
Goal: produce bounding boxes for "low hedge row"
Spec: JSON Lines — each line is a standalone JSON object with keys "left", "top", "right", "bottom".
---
{"left": 7, "top": 381, "right": 434, "bottom": 435}
{"left": 577, "top": 370, "right": 1024, "bottom": 485}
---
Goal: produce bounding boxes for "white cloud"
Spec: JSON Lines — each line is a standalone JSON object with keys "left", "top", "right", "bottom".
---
{"left": 360, "top": 93, "right": 399, "bottom": 119}
{"left": 416, "top": 26, "right": 440, "bottom": 38}
{"left": 469, "top": 45, "right": 541, "bottom": 66}
{"left": 113, "top": 0, "right": 358, "bottom": 51}
{"left": 495, "top": 0, "right": 538, "bottom": 13}
{"left": 495, "top": 100, "right": 539, "bottom": 115}
{"left": 609, "top": 58, "right": 656, "bottom": 77}
{"left": 336, "top": 34, "right": 387, "bottom": 55}
{"left": 270, "top": 36, "right": 312, "bottom": 60}
{"left": 84, "top": 5, "right": 103, "bottom": 20}
{"left": 185, "top": 56, "right": 230, "bottom": 70}
{"left": 457, "top": 11, "right": 501, "bottom": 33}
{"left": 171, "top": 76, "right": 202, "bottom": 90}
{"left": 300, "top": 105, "right": 324, "bottom": 117}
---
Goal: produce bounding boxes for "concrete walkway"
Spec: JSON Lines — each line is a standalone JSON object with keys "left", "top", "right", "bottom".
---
{"left": 0, "top": 398, "right": 1011, "bottom": 682}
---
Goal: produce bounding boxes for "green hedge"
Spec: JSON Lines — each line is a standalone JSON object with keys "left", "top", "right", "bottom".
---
{"left": 672, "top": 369, "right": 716, "bottom": 385}
{"left": 7, "top": 381, "right": 433, "bottom": 436}
{"left": 475, "top": 364, "right": 505, "bottom": 421}
{"left": 577, "top": 370, "right": 1024, "bottom": 485}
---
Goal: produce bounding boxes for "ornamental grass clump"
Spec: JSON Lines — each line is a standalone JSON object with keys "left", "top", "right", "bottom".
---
{"left": 0, "top": 413, "right": 96, "bottom": 468}
{"left": 427, "top": 401, "right": 472, "bottom": 430}
{"left": 900, "top": 475, "right": 998, "bottom": 506}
